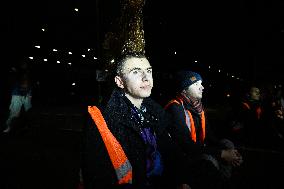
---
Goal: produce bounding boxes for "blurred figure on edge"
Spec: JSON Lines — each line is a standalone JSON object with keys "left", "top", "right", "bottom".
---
{"left": 263, "top": 86, "right": 284, "bottom": 150}
{"left": 3, "top": 61, "right": 32, "bottom": 133}
{"left": 229, "top": 86, "right": 265, "bottom": 147}
{"left": 164, "top": 70, "right": 243, "bottom": 189}
{"left": 81, "top": 54, "right": 190, "bottom": 189}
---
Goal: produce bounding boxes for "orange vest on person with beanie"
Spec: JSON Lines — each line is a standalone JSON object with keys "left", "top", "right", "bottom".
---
{"left": 88, "top": 106, "right": 132, "bottom": 184}
{"left": 165, "top": 99, "right": 206, "bottom": 144}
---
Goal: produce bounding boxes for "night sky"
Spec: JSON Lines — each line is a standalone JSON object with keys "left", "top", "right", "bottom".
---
{"left": 1, "top": 0, "right": 284, "bottom": 88}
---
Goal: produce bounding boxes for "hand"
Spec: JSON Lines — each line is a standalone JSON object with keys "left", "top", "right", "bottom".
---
{"left": 232, "top": 150, "right": 243, "bottom": 167}
{"left": 275, "top": 110, "right": 284, "bottom": 119}
{"left": 221, "top": 149, "right": 243, "bottom": 166}
{"left": 221, "top": 149, "right": 235, "bottom": 163}
{"left": 177, "top": 184, "right": 191, "bottom": 189}
{"left": 232, "top": 157, "right": 243, "bottom": 167}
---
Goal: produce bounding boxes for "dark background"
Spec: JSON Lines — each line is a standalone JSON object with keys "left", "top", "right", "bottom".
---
{"left": 1, "top": 1, "right": 284, "bottom": 189}
{"left": 1, "top": 0, "right": 284, "bottom": 78}
{"left": 1, "top": 0, "right": 284, "bottom": 107}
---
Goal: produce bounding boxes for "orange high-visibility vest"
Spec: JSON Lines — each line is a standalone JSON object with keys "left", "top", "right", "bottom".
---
{"left": 242, "top": 102, "right": 262, "bottom": 120}
{"left": 88, "top": 106, "right": 132, "bottom": 184}
{"left": 165, "top": 100, "right": 206, "bottom": 143}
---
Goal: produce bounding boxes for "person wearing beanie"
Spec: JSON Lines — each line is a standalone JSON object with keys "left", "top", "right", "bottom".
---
{"left": 164, "top": 70, "right": 243, "bottom": 189}
{"left": 174, "top": 71, "right": 203, "bottom": 94}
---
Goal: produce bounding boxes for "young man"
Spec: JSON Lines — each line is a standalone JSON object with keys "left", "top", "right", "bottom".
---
{"left": 165, "top": 70, "right": 243, "bottom": 189}
{"left": 81, "top": 54, "right": 189, "bottom": 189}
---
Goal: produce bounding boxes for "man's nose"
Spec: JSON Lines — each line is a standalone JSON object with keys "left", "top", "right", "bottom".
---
{"left": 142, "top": 71, "right": 150, "bottom": 81}
{"left": 142, "top": 72, "right": 148, "bottom": 81}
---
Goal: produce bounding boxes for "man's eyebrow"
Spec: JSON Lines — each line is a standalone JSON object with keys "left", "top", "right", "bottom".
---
{"left": 128, "top": 66, "right": 152, "bottom": 72}
{"left": 128, "top": 67, "right": 142, "bottom": 72}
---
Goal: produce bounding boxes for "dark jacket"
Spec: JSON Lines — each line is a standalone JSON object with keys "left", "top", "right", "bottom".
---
{"left": 165, "top": 97, "right": 232, "bottom": 189}
{"left": 231, "top": 99, "right": 265, "bottom": 147}
{"left": 81, "top": 89, "right": 185, "bottom": 189}
{"left": 165, "top": 98, "right": 222, "bottom": 162}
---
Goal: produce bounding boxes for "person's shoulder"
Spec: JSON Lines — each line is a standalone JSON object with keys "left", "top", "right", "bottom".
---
{"left": 144, "top": 98, "right": 162, "bottom": 110}
{"left": 143, "top": 98, "right": 167, "bottom": 118}
{"left": 164, "top": 99, "right": 184, "bottom": 114}
{"left": 164, "top": 99, "right": 182, "bottom": 108}
{"left": 85, "top": 105, "right": 105, "bottom": 126}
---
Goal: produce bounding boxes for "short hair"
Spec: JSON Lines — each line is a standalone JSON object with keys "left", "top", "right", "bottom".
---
{"left": 115, "top": 53, "right": 146, "bottom": 76}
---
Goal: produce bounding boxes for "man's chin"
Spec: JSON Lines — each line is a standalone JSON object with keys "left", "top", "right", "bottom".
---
{"left": 140, "top": 91, "right": 152, "bottom": 98}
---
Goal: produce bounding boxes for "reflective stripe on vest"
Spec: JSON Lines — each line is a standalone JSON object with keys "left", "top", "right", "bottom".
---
{"left": 88, "top": 106, "right": 133, "bottom": 184}
{"left": 165, "top": 100, "right": 206, "bottom": 143}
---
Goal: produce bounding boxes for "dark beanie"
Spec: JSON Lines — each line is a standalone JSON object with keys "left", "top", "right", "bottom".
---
{"left": 174, "top": 70, "right": 202, "bottom": 92}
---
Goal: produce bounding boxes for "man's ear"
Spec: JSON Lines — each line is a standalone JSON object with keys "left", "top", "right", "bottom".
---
{"left": 115, "top": 75, "right": 125, "bottom": 89}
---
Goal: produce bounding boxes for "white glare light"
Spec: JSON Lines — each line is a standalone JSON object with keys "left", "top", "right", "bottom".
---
{"left": 57, "top": 61, "right": 60, "bottom": 64}
{"left": 111, "top": 59, "right": 115, "bottom": 63}
{"left": 72, "top": 83, "right": 76, "bottom": 86}
{"left": 68, "top": 52, "right": 72, "bottom": 55}
{"left": 218, "top": 69, "right": 221, "bottom": 73}
{"left": 29, "top": 57, "right": 33, "bottom": 60}
{"left": 82, "top": 55, "right": 86, "bottom": 57}
{"left": 53, "top": 49, "right": 57, "bottom": 52}
{"left": 87, "top": 49, "right": 91, "bottom": 51}
{"left": 174, "top": 51, "right": 177, "bottom": 55}
{"left": 68, "top": 63, "right": 72, "bottom": 65}
{"left": 94, "top": 57, "right": 97, "bottom": 60}
{"left": 194, "top": 60, "right": 198, "bottom": 63}
{"left": 35, "top": 45, "right": 40, "bottom": 48}
{"left": 74, "top": 8, "right": 79, "bottom": 12}
{"left": 208, "top": 66, "right": 211, "bottom": 69}
{"left": 44, "top": 59, "right": 47, "bottom": 62}
{"left": 42, "top": 28, "right": 45, "bottom": 32}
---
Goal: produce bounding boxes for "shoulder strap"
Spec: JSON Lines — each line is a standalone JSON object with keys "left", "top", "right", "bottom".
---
{"left": 165, "top": 100, "right": 206, "bottom": 143}
{"left": 88, "top": 106, "right": 132, "bottom": 184}
{"left": 165, "top": 99, "right": 192, "bottom": 131}
{"left": 242, "top": 102, "right": 250, "bottom": 110}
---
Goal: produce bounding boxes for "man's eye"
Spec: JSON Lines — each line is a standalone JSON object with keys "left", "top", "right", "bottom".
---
{"left": 132, "top": 70, "right": 138, "bottom": 74}
{"left": 147, "top": 69, "right": 152, "bottom": 74}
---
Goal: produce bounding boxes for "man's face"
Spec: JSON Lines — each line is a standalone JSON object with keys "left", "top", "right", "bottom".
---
{"left": 183, "top": 80, "right": 204, "bottom": 100}
{"left": 250, "top": 87, "right": 260, "bottom": 101}
{"left": 115, "top": 57, "right": 153, "bottom": 100}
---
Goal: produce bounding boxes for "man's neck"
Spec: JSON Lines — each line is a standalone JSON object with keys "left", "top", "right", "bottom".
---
{"left": 125, "top": 94, "right": 143, "bottom": 109}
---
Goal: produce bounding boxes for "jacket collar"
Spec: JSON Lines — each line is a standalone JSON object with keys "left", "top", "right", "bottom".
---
{"left": 104, "top": 88, "right": 159, "bottom": 134}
